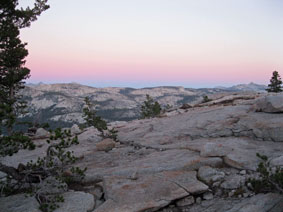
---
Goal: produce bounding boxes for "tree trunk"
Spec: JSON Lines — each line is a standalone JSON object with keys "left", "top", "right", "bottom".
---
{"left": 0, "top": 162, "right": 23, "bottom": 181}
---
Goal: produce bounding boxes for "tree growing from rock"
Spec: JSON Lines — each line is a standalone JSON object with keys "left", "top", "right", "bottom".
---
{"left": 266, "top": 71, "right": 282, "bottom": 93}
{"left": 0, "top": 0, "right": 49, "bottom": 135}
{"left": 249, "top": 153, "right": 283, "bottom": 194}
{"left": 82, "top": 97, "right": 107, "bottom": 132}
{"left": 0, "top": 0, "right": 49, "bottom": 164}
{"left": 0, "top": 128, "right": 87, "bottom": 212}
{"left": 140, "top": 94, "right": 161, "bottom": 119}
{"left": 0, "top": 2, "right": 86, "bottom": 211}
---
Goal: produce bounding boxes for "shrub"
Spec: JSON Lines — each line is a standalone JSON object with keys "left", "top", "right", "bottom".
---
{"left": 0, "top": 129, "right": 87, "bottom": 212}
{"left": 82, "top": 97, "right": 107, "bottom": 132}
{"left": 140, "top": 94, "right": 161, "bottom": 119}
{"left": 248, "top": 153, "right": 283, "bottom": 194}
{"left": 202, "top": 95, "right": 211, "bottom": 103}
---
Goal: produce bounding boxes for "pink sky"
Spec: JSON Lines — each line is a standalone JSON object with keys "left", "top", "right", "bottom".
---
{"left": 21, "top": 0, "right": 283, "bottom": 88}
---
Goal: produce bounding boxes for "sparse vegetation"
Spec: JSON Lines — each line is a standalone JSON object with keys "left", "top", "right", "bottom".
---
{"left": 202, "top": 95, "right": 211, "bottom": 103}
{"left": 266, "top": 71, "right": 283, "bottom": 93}
{"left": 0, "top": 2, "right": 88, "bottom": 211}
{"left": 0, "top": 0, "right": 49, "bottom": 135}
{"left": 248, "top": 153, "right": 283, "bottom": 194}
{"left": 0, "top": 128, "right": 87, "bottom": 212}
{"left": 107, "top": 127, "right": 118, "bottom": 141}
{"left": 82, "top": 97, "right": 107, "bottom": 132}
{"left": 140, "top": 94, "right": 161, "bottom": 119}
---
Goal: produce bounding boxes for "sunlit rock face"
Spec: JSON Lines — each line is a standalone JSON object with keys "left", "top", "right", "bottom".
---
{"left": 21, "top": 82, "right": 266, "bottom": 128}
{"left": 2, "top": 92, "right": 283, "bottom": 212}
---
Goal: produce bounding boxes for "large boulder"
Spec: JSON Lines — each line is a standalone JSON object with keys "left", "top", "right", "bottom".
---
{"left": 70, "top": 124, "right": 81, "bottom": 135}
{"left": 54, "top": 191, "right": 95, "bottom": 212}
{"left": 34, "top": 128, "right": 50, "bottom": 139}
{"left": 0, "top": 194, "right": 40, "bottom": 212}
{"left": 220, "top": 174, "right": 246, "bottom": 190}
{"left": 78, "top": 126, "right": 101, "bottom": 142}
{"left": 254, "top": 94, "right": 283, "bottom": 113}
{"left": 96, "top": 138, "right": 116, "bottom": 152}
{"left": 198, "top": 166, "right": 225, "bottom": 185}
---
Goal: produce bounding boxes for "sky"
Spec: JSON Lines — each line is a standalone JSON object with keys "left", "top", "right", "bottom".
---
{"left": 20, "top": 0, "right": 283, "bottom": 88}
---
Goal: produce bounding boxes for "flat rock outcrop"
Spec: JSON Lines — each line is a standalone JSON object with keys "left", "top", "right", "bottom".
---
{"left": 1, "top": 92, "right": 283, "bottom": 212}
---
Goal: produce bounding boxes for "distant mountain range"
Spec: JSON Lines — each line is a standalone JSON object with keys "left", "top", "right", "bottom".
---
{"left": 215, "top": 82, "right": 267, "bottom": 92}
{"left": 20, "top": 82, "right": 267, "bottom": 128}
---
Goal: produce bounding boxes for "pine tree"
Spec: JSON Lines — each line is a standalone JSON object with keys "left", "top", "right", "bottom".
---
{"left": 0, "top": 0, "right": 49, "bottom": 188}
{"left": 266, "top": 71, "right": 283, "bottom": 93}
{"left": 140, "top": 94, "right": 162, "bottom": 119}
{"left": 83, "top": 97, "right": 107, "bottom": 132}
{"left": 0, "top": 0, "right": 49, "bottom": 135}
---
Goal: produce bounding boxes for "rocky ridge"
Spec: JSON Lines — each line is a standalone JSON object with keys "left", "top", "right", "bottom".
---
{"left": 1, "top": 92, "right": 283, "bottom": 212}
{"left": 20, "top": 82, "right": 266, "bottom": 128}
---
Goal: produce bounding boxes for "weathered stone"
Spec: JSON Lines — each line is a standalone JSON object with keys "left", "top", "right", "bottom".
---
{"left": 81, "top": 149, "right": 223, "bottom": 182}
{"left": 156, "top": 171, "right": 209, "bottom": 194}
{"left": 54, "top": 191, "right": 94, "bottom": 212}
{"left": 221, "top": 175, "right": 246, "bottom": 190}
{"left": 185, "top": 193, "right": 283, "bottom": 212}
{"left": 200, "top": 143, "right": 233, "bottom": 157}
{"left": 226, "top": 193, "right": 283, "bottom": 212}
{"left": 71, "top": 124, "right": 81, "bottom": 135}
{"left": 239, "top": 170, "right": 246, "bottom": 175}
{"left": 96, "top": 176, "right": 187, "bottom": 212}
{"left": 198, "top": 166, "right": 225, "bottom": 185}
{"left": 196, "top": 197, "right": 202, "bottom": 204}
{"left": 90, "top": 186, "right": 103, "bottom": 199}
{"left": 78, "top": 126, "right": 101, "bottom": 143}
{"left": 203, "top": 192, "right": 214, "bottom": 200}
{"left": 199, "top": 94, "right": 256, "bottom": 107}
{"left": 37, "top": 176, "right": 68, "bottom": 195}
{"left": 2, "top": 92, "right": 283, "bottom": 212}
{"left": 0, "top": 194, "right": 40, "bottom": 212}
{"left": 95, "top": 171, "right": 207, "bottom": 212}
{"left": 96, "top": 138, "right": 116, "bottom": 151}
{"left": 176, "top": 196, "right": 194, "bottom": 207}
{"left": 180, "top": 103, "right": 192, "bottom": 109}
{"left": 254, "top": 94, "right": 283, "bottom": 113}
{"left": 34, "top": 128, "right": 50, "bottom": 139}
{"left": 270, "top": 155, "right": 283, "bottom": 167}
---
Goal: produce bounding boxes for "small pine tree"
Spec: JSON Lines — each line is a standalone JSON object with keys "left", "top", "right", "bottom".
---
{"left": 266, "top": 71, "right": 283, "bottom": 93}
{"left": 202, "top": 95, "right": 211, "bottom": 103}
{"left": 82, "top": 97, "right": 107, "bottom": 132}
{"left": 140, "top": 94, "right": 161, "bottom": 119}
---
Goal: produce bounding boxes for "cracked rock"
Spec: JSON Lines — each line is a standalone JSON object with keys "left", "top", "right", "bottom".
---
{"left": 198, "top": 166, "right": 225, "bottom": 185}
{"left": 176, "top": 196, "right": 195, "bottom": 207}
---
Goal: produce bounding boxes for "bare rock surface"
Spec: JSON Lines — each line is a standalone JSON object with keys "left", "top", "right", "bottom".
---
{"left": 220, "top": 174, "right": 246, "bottom": 189}
{"left": 96, "top": 138, "right": 116, "bottom": 151}
{"left": 198, "top": 166, "right": 225, "bottom": 185}
{"left": 0, "top": 194, "right": 40, "bottom": 212}
{"left": 70, "top": 124, "right": 81, "bottom": 135}
{"left": 1, "top": 93, "right": 283, "bottom": 212}
{"left": 34, "top": 128, "right": 50, "bottom": 139}
{"left": 77, "top": 126, "right": 101, "bottom": 142}
{"left": 177, "top": 193, "right": 283, "bottom": 212}
{"left": 95, "top": 171, "right": 207, "bottom": 212}
{"left": 0, "top": 192, "right": 94, "bottom": 212}
{"left": 253, "top": 94, "right": 283, "bottom": 113}
{"left": 54, "top": 191, "right": 95, "bottom": 212}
